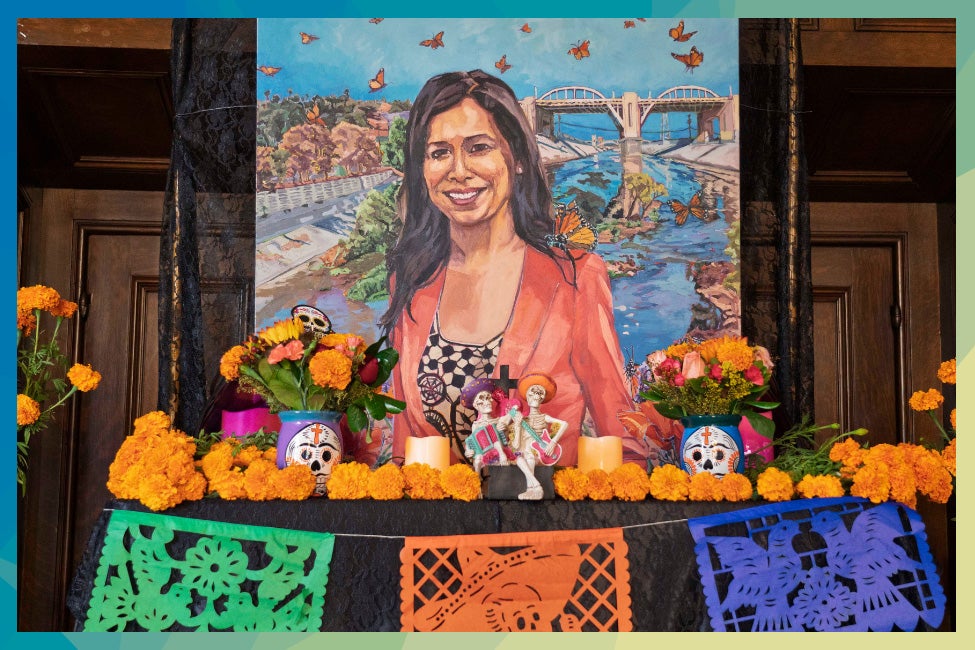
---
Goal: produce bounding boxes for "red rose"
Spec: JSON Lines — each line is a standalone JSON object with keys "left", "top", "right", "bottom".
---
{"left": 709, "top": 363, "right": 723, "bottom": 381}
{"left": 673, "top": 373, "right": 686, "bottom": 387}
{"left": 744, "top": 365, "right": 764, "bottom": 386}
{"left": 358, "top": 357, "right": 380, "bottom": 385}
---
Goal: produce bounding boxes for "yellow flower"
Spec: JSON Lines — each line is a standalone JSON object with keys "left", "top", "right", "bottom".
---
{"left": 608, "top": 463, "right": 652, "bottom": 501}
{"left": 688, "top": 472, "right": 724, "bottom": 501}
{"left": 17, "top": 394, "right": 41, "bottom": 426}
{"left": 309, "top": 348, "right": 353, "bottom": 391}
{"left": 721, "top": 473, "right": 754, "bottom": 502}
{"left": 270, "top": 464, "right": 317, "bottom": 500}
{"left": 942, "top": 439, "right": 956, "bottom": 476}
{"left": 208, "top": 470, "right": 247, "bottom": 499}
{"left": 666, "top": 342, "right": 694, "bottom": 359}
{"left": 649, "top": 464, "right": 690, "bottom": 501}
{"left": 257, "top": 316, "right": 303, "bottom": 345}
{"left": 909, "top": 388, "right": 944, "bottom": 412}
{"left": 796, "top": 474, "right": 845, "bottom": 499}
{"left": 67, "top": 363, "right": 101, "bottom": 392}
{"left": 219, "top": 345, "right": 249, "bottom": 381}
{"left": 716, "top": 336, "right": 755, "bottom": 372}
{"left": 937, "top": 359, "right": 956, "bottom": 385}
{"left": 440, "top": 464, "right": 481, "bottom": 501}
{"left": 233, "top": 445, "right": 266, "bottom": 467}
{"left": 553, "top": 467, "right": 590, "bottom": 501}
{"left": 756, "top": 467, "right": 794, "bottom": 502}
{"left": 586, "top": 469, "right": 614, "bottom": 500}
{"left": 402, "top": 463, "right": 446, "bottom": 500}
{"left": 369, "top": 463, "right": 406, "bottom": 500}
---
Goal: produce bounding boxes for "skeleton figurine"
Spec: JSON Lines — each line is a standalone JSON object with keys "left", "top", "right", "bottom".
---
{"left": 461, "top": 378, "right": 513, "bottom": 473}
{"left": 514, "top": 371, "right": 568, "bottom": 467}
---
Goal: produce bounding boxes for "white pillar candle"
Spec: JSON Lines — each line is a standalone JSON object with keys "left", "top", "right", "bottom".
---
{"left": 577, "top": 436, "right": 623, "bottom": 473}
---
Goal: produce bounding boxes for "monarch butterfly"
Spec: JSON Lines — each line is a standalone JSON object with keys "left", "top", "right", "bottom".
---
{"left": 420, "top": 31, "right": 444, "bottom": 48}
{"left": 669, "top": 20, "right": 698, "bottom": 42}
{"left": 368, "top": 68, "right": 387, "bottom": 92}
{"left": 671, "top": 45, "right": 703, "bottom": 72}
{"left": 669, "top": 193, "right": 705, "bottom": 226}
{"left": 520, "top": 23, "right": 532, "bottom": 33}
{"left": 547, "top": 201, "right": 597, "bottom": 252}
{"left": 299, "top": 32, "right": 319, "bottom": 44}
{"left": 369, "top": 18, "right": 384, "bottom": 24}
{"left": 306, "top": 103, "right": 325, "bottom": 126}
{"left": 637, "top": 17, "right": 647, "bottom": 22}
{"left": 568, "top": 40, "right": 590, "bottom": 60}
{"left": 258, "top": 65, "right": 282, "bottom": 76}
{"left": 624, "top": 20, "right": 635, "bottom": 29}
{"left": 494, "top": 54, "right": 512, "bottom": 74}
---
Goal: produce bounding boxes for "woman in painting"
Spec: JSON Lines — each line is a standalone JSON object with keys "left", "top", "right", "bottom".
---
{"left": 381, "top": 69, "right": 640, "bottom": 468}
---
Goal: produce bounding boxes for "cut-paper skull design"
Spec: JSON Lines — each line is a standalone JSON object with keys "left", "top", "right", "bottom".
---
{"left": 681, "top": 424, "right": 740, "bottom": 477}
{"left": 291, "top": 304, "right": 332, "bottom": 337}
{"left": 284, "top": 421, "right": 342, "bottom": 496}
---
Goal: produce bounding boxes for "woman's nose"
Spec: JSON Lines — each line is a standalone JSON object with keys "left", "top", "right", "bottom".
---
{"left": 447, "top": 151, "right": 472, "bottom": 180}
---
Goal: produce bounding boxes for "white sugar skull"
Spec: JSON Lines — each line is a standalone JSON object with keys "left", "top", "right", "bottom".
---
{"left": 681, "top": 425, "right": 740, "bottom": 477}
{"left": 291, "top": 304, "right": 332, "bottom": 337}
{"left": 284, "top": 421, "right": 342, "bottom": 496}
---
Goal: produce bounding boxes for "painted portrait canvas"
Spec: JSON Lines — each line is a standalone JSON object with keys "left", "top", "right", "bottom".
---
{"left": 255, "top": 18, "right": 740, "bottom": 467}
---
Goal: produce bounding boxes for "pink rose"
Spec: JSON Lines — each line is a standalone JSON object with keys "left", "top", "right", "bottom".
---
{"left": 744, "top": 365, "right": 765, "bottom": 386}
{"left": 709, "top": 364, "right": 723, "bottom": 381}
{"left": 673, "top": 373, "right": 686, "bottom": 387}
{"left": 681, "top": 351, "right": 705, "bottom": 379}
{"left": 646, "top": 350, "right": 668, "bottom": 374}
{"left": 655, "top": 357, "right": 680, "bottom": 377}
{"left": 753, "top": 346, "right": 774, "bottom": 371}
{"left": 267, "top": 340, "right": 304, "bottom": 364}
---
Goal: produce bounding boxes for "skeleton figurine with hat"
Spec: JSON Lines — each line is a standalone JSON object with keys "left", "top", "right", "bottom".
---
{"left": 460, "top": 377, "right": 514, "bottom": 473}
{"left": 515, "top": 371, "right": 569, "bottom": 466}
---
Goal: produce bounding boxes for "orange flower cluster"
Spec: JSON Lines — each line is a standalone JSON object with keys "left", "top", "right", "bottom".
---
{"left": 552, "top": 463, "right": 651, "bottom": 501}
{"left": 327, "top": 461, "right": 372, "bottom": 499}
{"left": 756, "top": 467, "right": 795, "bottom": 501}
{"left": 107, "top": 411, "right": 207, "bottom": 511}
{"left": 309, "top": 348, "right": 353, "bottom": 391}
{"left": 796, "top": 474, "right": 845, "bottom": 499}
{"left": 649, "top": 464, "right": 690, "bottom": 501}
{"left": 198, "top": 440, "right": 315, "bottom": 501}
{"left": 834, "top": 440, "right": 954, "bottom": 507}
{"left": 67, "top": 363, "right": 102, "bottom": 392}
{"left": 688, "top": 472, "right": 723, "bottom": 501}
{"left": 17, "top": 394, "right": 40, "bottom": 426}
{"left": 17, "top": 285, "right": 78, "bottom": 336}
{"left": 402, "top": 463, "right": 446, "bottom": 499}
{"left": 368, "top": 463, "right": 406, "bottom": 500}
{"left": 937, "top": 359, "right": 956, "bottom": 384}
{"left": 909, "top": 389, "right": 944, "bottom": 413}
{"left": 326, "top": 461, "right": 482, "bottom": 501}
{"left": 609, "top": 463, "right": 653, "bottom": 501}
{"left": 440, "top": 464, "right": 481, "bottom": 501}
{"left": 219, "top": 345, "right": 248, "bottom": 381}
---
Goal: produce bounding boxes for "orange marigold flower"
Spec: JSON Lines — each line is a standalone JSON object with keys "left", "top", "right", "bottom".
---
{"left": 243, "top": 459, "right": 278, "bottom": 501}
{"left": 17, "top": 394, "right": 41, "bottom": 426}
{"left": 909, "top": 388, "right": 944, "bottom": 412}
{"left": 133, "top": 410, "right": 172, "bottom": 437}
{"left": 309, "top": 348, "right": 353, "bottom": 391}
{"left": 49, "top": 299, "right": 78, "bottom": 319}
{"left": 796, "top": 474, "right": 845, "bottom": 499}
{"left": 402, "top": 463, "right": 446, "bottom": 500}
{"left": 942, "top": 439, "right": 956, "bottom": 476}
{"left": 554, "top": 467, "right": 590, "bottom": 501}
{"left": 17, "top": 309, "right": 37, "bottom": 335}
{"left": 649, "top": 464, "right": 690, "bottom": 501}
{"left": 440, "top": 464, "right": 481, "bottom": 501}
{"left": 950, "top": 408, "right": 956, "bottom": 430}
{"left": 368, "top": 463, "right": 406, "bottom": 500}
{"left": 67, "top": 363, "right": 101, "bottom": 392}
{"left": 200, "top": 442, "right": 236, "bottom": 479}
{"left": 609, "top": 463, "right": 652, "bottom": 501}
{"left": 586, "top": 469, "right": 614, "bottom": 500}
{"left": 864, "top": 443, "right": 906, "bottom": 468}
{"left": 912, "top": 448, "right": 954, "bottom": 503}
{"left": 18, "top": 285, "right": 61, "bottom": 314}
{"left": 721, "top": 473, "right": 755, "bottom": 502}
{"left": 327, "top": 461, "right": 371, "bottom": 499}
{"left": 208, "top": 470, "right": 247, "bottom": 499}
{"left": 850, "top": 463, "right": 891, "bottom": 504}
{"left": 716, "top": 336, "right": 755, "bottom": 372}
{"left": 233, "top": 445, "right": 266, "bottom": 468}
{"left": 937, "top": 359, "right": 956, "bottom": 385}
{"left": 219, "top": 345, "right": 249, "bottom": 381}
{"left": 888, "top": 462, "right": 917, "bottom": 508}
{"left": 829, "top": 437, "right": 863, "bottom": 467}
{"left": 756, "top": 467, "right": 794, "bottom": 502}
{"left": 138, "top": 474, "right": 182, "bottom": 511}
{"left": 688, "top": 471, "right": 724, "bottom": 501}
{"left": 270, "top": 464, "right": 317, "bottom": 500}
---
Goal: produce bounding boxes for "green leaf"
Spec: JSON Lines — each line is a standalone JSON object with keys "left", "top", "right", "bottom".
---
{"left": 346, "top": 404, "right": 368, "bottom": 432}
{"left": 363, "top": 392, "right": 387, "bottom": 420}
{"left": 305, "top": 393, "right": 327, "bottom": 411}
{"left": 383, "top": 395, "right": 406, "bottom": 414}
{"left": 652, "top": 403, "right": 685, "bottom": 420}
{"left": 744, "top": 400, "right": 780, "bottom": 410}
{"left": 257, "top": 358, "right": 275, "bottom": 382}
{"left": 268, "top": 378, "right": 302, "bottom": 410}
{"left": 363, "top": 336, "right": 388, "bottom": 358}
{"left": 373, "top": 348, "right": 399, "bottom": 383}
{"left": 742, "top": 410, "right": 776, "bottom": 440}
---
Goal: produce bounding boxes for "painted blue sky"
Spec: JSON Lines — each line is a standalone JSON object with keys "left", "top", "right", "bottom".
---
{"left": 257, "top": 18, "right": 739, "bottom": 103}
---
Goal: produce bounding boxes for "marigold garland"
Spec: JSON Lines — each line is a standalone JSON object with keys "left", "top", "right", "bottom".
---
{"left": 17, "top": 394, "right": 41, "bottom": 426}
{"left": 721, "top": 473, "right": 754, "bottom": 502}
{"left": 440, "top": 464, "right": 481, "bottom": 501}
{"left": 553, "top": 467, "right": 589, "bottom": 501}
{"left": 402, "top": 463, "right": 446, "bottom": 499}
{"left": 66, "top": 363, "right": 102, "bottom": 392}
{"left": 795, "top": 474, "right": 844, "bottom": 499}
{"left": 586, "top": 469, "right": 614, "bottom": 500}
{"left": 608, "top": 463, "right": 652, "bottom": 501}
{"left": 756, "top": 467, "right": 794, "bottom": 502}
{"left": 649, "top": 464, "right": 690, "bottom": 501}
{"left": 368, "top": 463, "right": 406, "bottom": 500}
{"left": 327, "top": 461, "right": 371, "bottom": 499}
{"left": 688, "top": 471, "right": 723, "bottom": 501}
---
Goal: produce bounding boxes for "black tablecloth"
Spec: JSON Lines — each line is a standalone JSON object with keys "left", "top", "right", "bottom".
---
{"left": 68, "top": 497, "right": 761, "bottom": 631}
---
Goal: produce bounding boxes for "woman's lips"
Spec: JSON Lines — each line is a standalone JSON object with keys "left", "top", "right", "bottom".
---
{"left": 444, "top": 188, "right": 484, "bottom": 206}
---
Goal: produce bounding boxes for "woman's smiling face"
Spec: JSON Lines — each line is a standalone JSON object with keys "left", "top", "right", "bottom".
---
{"left": 423, "top": 98, "right": 515, "bottom": 228}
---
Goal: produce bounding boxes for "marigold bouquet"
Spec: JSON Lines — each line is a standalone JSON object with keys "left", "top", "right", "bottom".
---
{"left": 219, "top": 316, "right": 405, "bottom": 432}
{"left": 639, "top": 335, "right": 778, "bottom": 439}
{"left": 17, "top": 284, "right": 101, "bottom": 494}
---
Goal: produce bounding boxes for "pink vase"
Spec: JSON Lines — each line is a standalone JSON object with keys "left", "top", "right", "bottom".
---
{"left": 738, "top": 412, "right": 775, "bottom": 463}
{"left": 221, "top": 406, "right": 281, "bottom": 439}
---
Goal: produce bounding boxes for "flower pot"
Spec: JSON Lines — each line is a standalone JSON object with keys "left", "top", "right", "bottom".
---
{"left": 738, "top": 412, "right": 775, "bottom": 465}
{"left": 678, "top": 414, "right": 746, "bottom": 477}
{"left": 220, "top": 406, "right": 281, "bottom": 439}
{"left": 276, "top": 410, "right": 343, "bottom": 497}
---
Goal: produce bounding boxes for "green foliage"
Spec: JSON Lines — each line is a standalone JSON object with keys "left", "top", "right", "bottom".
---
{"left": 194, "top": 428, "right": 280, "bottom": 459}
{"left": 622, "top": 173, "right": 668, "bottom": 220}
{"left": 745, "top": 419, "right": 868, "bottom": 483}
{"left": 382, "top": 117, "right": 407, "bottom": 172}
{"left": 345, "top": 182, "right": 401, "bottom": 261}
{"left": 346, "top": 261, "right": 389, "bottom": 303}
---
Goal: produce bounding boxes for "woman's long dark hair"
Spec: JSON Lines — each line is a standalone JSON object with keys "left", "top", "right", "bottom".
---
{"left": 380, "top": 69, "right": 575, "bottom": 334}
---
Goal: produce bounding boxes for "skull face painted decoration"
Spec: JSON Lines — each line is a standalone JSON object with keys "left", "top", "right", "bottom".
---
{"left": 279, "top": 415, "right": 343, "bottom": 496}
{"left": 679, "top": 419, "right": 744, "bottom": 477}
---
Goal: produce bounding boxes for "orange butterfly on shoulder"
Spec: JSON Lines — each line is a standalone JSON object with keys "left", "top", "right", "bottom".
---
{"left": 568, "top": 40, "right": 590, "bottom": 60}
{"left": 368, "top": 68, "right": 387, "bottom": 93}
{"left": 299, "top": 32, "right": 319, "bottom": 44}
{"left": 369, "top": 18, "right": 384, "bottom": 24}
{"left": 624, "top": 20, "right": 636, "bottom": 29}
{"left": 420, "top": 31, "right": 445, "bottom": 49}
{"left": 306, "top": 103, "right": 326, "bottom": 126}
{"left": 495, "top": 54, "right": 512, "bottom": 74}
{"left": 258, "top": 65, "right": 282, "bottom": 76}
{"left": 669, "top": 193, "right": 706, "bottom": 226}
{"left": 547, "top": 201, "right": 597, "bottom": 252}
{"left": 671, "top": 45, "right": 703, "bottom": 72}
{"left": 520, "top": 23, "right": 532, "bottom": 33}
{"left": 669, "top": 19, "right": 698, "bottom": 42}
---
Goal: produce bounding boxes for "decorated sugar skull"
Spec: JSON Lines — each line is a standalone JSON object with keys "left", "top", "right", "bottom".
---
{"left": 680, "top": 424, "right": 741, "bottom": 477}
{"left": 284, "top": 421, "right": 342, "bottom": 496}
{"left": 291, "top": 304, "right": 332, "bottom": 337}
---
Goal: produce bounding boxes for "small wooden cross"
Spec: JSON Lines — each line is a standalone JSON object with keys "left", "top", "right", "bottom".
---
{"left": 495, "top": 365, "right": 520, "bottom": 397}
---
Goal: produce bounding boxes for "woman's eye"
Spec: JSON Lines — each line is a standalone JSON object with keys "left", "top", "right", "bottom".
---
{"left": 427, "top": 148, "right": 450, "bottom": 160}
{"left": 469, "top": 143, "right": 492, "bottom": 154}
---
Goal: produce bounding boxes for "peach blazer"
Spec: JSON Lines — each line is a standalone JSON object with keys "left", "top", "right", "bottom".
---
{"left": 390, "top": 246, "right": 634, "bottom": 467}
